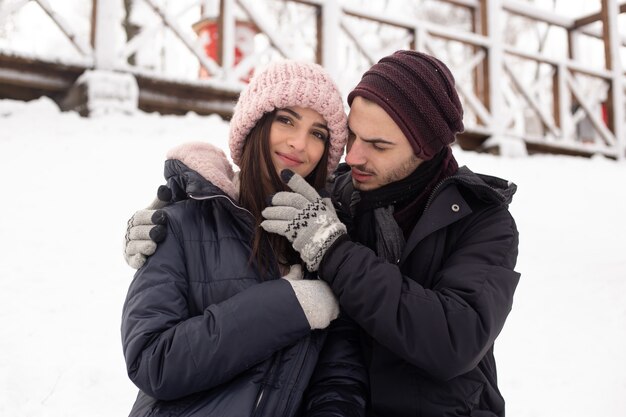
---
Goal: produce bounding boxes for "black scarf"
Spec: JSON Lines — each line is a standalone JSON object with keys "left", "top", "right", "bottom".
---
{"left": 352, "top": 148, "right": 458, "bottom": 263}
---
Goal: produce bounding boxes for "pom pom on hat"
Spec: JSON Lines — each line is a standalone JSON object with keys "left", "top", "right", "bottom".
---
{"left": 229, "top": 60, "right": 348, "bottom": 175}
{"left": 348, "top": 50, "right": 464, "bottom": 161}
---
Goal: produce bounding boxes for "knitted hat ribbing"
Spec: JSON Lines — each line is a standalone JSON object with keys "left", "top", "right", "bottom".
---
{"left": 348, "top": 50, "right": 464, "bottom": 161}
{"left": 229, "top": 60, "right": 348, "bottom": 175}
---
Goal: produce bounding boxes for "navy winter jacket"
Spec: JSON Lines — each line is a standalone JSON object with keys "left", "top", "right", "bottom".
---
{"left": 321, "top": 165, "right": 521, "bottom": 417}
{"left": 121, "top": 144, "right": 366, "bottom": 417}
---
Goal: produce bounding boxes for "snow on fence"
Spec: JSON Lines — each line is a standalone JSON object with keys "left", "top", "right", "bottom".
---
{"left": 0, "top": 0, "right": 624, "bottom": 159}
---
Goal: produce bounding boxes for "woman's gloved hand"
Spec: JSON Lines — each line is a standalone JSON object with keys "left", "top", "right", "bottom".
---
{"left": 281, "top": 264, "right": 339, "bottom": 330}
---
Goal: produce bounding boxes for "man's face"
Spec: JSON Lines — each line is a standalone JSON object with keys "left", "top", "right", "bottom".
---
{"left": 346, "top": 96, "right": 422, "bottom": 191}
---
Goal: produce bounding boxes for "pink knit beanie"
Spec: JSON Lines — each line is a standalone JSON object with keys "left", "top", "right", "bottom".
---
{"left": 229, "top": 60, "right": 348, "bottom": 175}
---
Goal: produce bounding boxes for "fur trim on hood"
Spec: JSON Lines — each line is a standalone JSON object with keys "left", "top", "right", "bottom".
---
{"left": 166, "top": 142, "right": 239, "bottom": 201}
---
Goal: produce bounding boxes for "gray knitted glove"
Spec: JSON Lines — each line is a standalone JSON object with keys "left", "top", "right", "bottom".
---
{"left": 124, "top": 194, "right": 169, "bottom": 269}
{"left": 282, "top": 265, "right": 339, "bottom": 330}
{"left": 261, "top": 170, "right": 347, "bottom": 272}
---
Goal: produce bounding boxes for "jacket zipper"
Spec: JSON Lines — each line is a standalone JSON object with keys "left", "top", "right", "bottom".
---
{"left": 423, "top": 178, "right": 450, "bottom": 212}
{"left": 188, "top": 192, "right": 258, "bottom": 238}
{"left": 280, "top": 337, "right": 312, "bottom": 417}
{"left": 252, "top": 352, "right": 282, "bottom": 417}
{"left": 188, "top": 193, "right": 254, "bottom": 217}
{"left": 254, "top": 389, "right": 264, "bottom": 410}
{"left": 188, "top": 193, "right": 286, "bottom": 414}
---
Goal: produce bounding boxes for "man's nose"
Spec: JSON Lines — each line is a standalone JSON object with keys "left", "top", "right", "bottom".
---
{"left": 345, "top": 138, "right": 365, "bottom": 166}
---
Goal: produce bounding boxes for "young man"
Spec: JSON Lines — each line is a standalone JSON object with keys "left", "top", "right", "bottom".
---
{"left": 260, "top": 50, "right": 520, "bottom": 417}
{"left": 126, "top": 51, "right": 520, "bottom": 416}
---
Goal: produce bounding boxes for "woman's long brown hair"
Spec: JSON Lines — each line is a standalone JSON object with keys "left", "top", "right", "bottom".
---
{"left": 238, "top": 110, "right": 330, "bottom": 279}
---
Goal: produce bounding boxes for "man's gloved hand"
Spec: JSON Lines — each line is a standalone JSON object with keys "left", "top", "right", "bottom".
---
{"left": 282, "top": 265, "right": 339, "bottom": 330}
{"left": 123, "top": 186, "right": 172, "bottom": 269}
{"left": 261, "top": 170, "right": 347, "bottom": 272}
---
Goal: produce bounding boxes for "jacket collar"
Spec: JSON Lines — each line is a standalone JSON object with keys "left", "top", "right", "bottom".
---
{"left": 401, "top": 165, "right": 517, "bottom": 263}
{"left": 164, "top": 142, "right": 239, "bottom": 201}
{"left": 331, "top": 163, "right": 517, "bottom": 264}
{"left": 400, "top": 183, "right": 470, "bottom": 264}
{"left": 451, "top": 166, "right": 516, "bottom": 206}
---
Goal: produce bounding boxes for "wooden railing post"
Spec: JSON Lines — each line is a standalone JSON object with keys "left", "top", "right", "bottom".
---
{"left": 218, "top": 0, "right": 236, "bottom": 82}
{"left": 481, "top": 0, "right": 525, "bottom": 155}
{"left": 601, "top": 0, "right": 625, "bottom": 159}
{"left": 319, "top": 0, "right": 340, "bottom": 80}
{"left": 553, "top": 63, "right": 571, "bottom": 139}
{"left": 470, "top": 5, "right": 486, "bottom": 107}
{"left": 91, "top": 0, "right": 123, "bottom": 70}
{"left": 64, "top": 0, "right": 137, "bottom": 116}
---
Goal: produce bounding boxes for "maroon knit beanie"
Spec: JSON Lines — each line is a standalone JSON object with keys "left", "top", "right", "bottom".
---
{"left": 347, "top": 50, "right": 464, "bottom": 160}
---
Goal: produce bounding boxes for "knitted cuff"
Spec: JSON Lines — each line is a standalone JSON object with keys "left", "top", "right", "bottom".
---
{"left": 318, "top": 234, "right": 351, "bottom": 284}
{"left": 301, "top": 223, "right": 347, "bottom": 272}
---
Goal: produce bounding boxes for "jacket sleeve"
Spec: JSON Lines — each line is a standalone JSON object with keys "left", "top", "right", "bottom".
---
{"left": 303, "top": 313, "right": 368, "bottom": 417}
{"left": 319, "top": 205, "right": 520, "bottom": 381}
{"left": 121, "top": 211, "right": 311, "bottom": 401}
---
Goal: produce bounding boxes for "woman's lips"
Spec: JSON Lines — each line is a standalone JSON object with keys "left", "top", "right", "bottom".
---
{"left": 276, "top": 152, "right": 303, "bottom": 167}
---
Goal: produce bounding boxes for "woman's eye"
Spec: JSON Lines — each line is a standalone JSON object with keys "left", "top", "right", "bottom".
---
{"left": 312, "top": 131, "right": 328, "bottom": 141}
{"left": 276, "top": 115, "right": 293, "bottom": 125}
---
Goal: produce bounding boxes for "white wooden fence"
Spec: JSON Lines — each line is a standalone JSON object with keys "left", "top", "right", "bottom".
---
{"left": 0, "top": 0, "right": 624, "bottom": 158}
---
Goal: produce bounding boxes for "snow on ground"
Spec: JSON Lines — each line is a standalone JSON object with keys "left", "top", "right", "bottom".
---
{"left": 1, "top": 97, "right": 625, "bottom": 416}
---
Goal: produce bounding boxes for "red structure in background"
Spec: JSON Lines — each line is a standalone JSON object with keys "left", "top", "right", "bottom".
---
{"left": 193, "top": 18, "right": 257, "bottom": 82}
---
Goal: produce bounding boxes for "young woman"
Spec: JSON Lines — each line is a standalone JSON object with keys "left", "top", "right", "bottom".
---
{"left": 121, "top": 61, "right": 366, "bottom": 417}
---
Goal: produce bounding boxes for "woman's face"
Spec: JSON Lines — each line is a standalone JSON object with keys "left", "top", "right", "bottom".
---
{"left": 268, "top": 106, "right": 329, "bottom": 178}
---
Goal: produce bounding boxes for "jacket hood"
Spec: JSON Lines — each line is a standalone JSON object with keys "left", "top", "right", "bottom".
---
{"left": 165, "top": 142, "right": 239, "bottom": 201}
{"left": 452, "top": 166, "right": 517, "bottom": 206}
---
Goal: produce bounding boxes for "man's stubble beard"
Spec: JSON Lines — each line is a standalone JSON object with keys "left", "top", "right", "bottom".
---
{"left": 351, "top": 153, "right": 421, "bottom": 191}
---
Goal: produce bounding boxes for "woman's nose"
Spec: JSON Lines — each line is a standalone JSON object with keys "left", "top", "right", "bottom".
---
{"left": 287, "top": 129, "right": 308, "bottom": 150}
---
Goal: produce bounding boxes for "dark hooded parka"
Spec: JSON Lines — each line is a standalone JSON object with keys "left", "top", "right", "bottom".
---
{"left": 319, "top": 165, "right": 521, "bottom": 417}
{"left": 121, "top": 144, "right": 367, "bottom": 417}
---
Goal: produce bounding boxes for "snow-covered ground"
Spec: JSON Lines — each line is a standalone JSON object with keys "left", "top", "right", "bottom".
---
{"left": 1, "top": 97, "right": 625, "bottom": 416}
